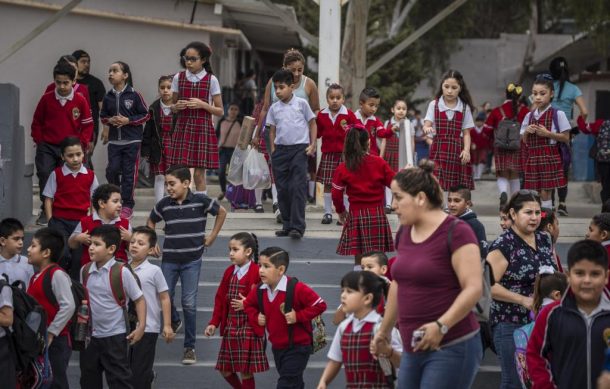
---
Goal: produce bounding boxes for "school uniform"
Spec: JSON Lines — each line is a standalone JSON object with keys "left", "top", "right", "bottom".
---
{"left": 355, "top": 110, "right": 392, "bottom": 156}
{"left": 520, "top": 106, "right": 571, "bottom": 191}
{"left": 267, "top": 95, "right": 316, "bottom": 235}
{"left": 332, "top": 155, "right": 395, "bottom": 255}
{"left": 31, "top": 88, "right": 94, "bottom": 207}
{"left": 0, "top": 253, "right": 34, "bottom": 285}
{"left": 425, "top": 97, "right": 475, "bottom": 191}
{"left": 142, "top": 99, "right": 173, "bottom": 176}
{"left": 71, "top": 211, "right": 131, "bottom": 267}
{"left": 80, "top": 257, "right": 143, "bottom": 389}
{"left": 216, "top": 118, "right": 242, "bottom": 194}
{"left": 244, "top": 275, "right": 327, "bottom": 389}
{"left": 328, "top": 311, "right": 402, "bottom": 388}
{"left": 382, "top": 118, "right": 402, "bottom": 171}
{"left": 0, "top": 284, "right": 15, "bottom": 389}
{"left": 484, "top": 101, "right": 530, "bottom": 174}
{"left": 43, "top": 163, "right": 99, "bottom": 276}
{"left": 28, "top": 264, "right": 75, "bottom": 389}
{"left": 45, "top": 82, "right": 90, "bottom": 106}
{"left": 210, "top": 261, "right": 268, "bottom": 374}
{"left": 129, "top": 259, "right": 168, "bottom": 389}
{"left": 470, "top": 125, "right": 491, "bottom": 165}
{"left": 315, "top": 106, "right": 357, "bottom": 185}
{"left": 166, "top": 69, "right": 221, "bottom": 169}
{"left": 100, "top": 85, "right": 149, "bottom": 210}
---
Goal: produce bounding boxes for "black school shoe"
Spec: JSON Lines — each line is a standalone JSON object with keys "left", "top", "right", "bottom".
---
{"left": 557, "top": 203, "right": 568, "bottom": 216}
{"left": 289, "top": 230, "right": 303, "bottom": 239}
{"left": 275, "top": 229, "right": 290, "bottom": 237}
{"left": 321, "top": 213, "right": 332, "bottom": 224}
{"left": 499, "top": 192, "right": 508, "bottom": 211}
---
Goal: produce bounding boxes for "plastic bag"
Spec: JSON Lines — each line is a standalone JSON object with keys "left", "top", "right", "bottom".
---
{"left": 227, "top": 147, "right": 250, "bottom": 186}
{"left": 242, "top": 149, "right": 271, "bottom": 190}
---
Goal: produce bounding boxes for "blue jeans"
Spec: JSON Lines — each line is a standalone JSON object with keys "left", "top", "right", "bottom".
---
{"left": 161, "top": 259, "right": 202, "bottom": 348}
{"left": 492, "top": 322, "right": 522, "bottom": 389}
{"left": 398, "top": 334, "right": 482, "bottom": 389}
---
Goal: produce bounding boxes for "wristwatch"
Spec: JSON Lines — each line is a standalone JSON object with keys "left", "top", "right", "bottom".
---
{"left": 435, "top": 320, "right": 449, "bottom": 335}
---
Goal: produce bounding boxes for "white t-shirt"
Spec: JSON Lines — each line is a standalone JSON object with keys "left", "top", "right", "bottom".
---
{"left": 519, "top": 106, "right": 571, "bottom": 144}
{"left": 131, "top": 259, "right": 168, "bottom": 333}
{"left": 0, "top": 254, "right": 34, "bottom": 285}
{"left": 0, "top": 285, "right": 12, "bottom": 337}
{"left": 424, "top": 97, "right": 475, "bottom": 130}
{"left": 171, "top": 69, "right": 221, "bottom": 104}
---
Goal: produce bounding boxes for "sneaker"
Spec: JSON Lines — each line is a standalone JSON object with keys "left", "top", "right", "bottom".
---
{"left": 217, "top": 192, "right": 225, "bottom": 201}
{"left": 275, "top": 229, "right": 289, "bottom": 237}
{"left": 120, "top": 207, "right": 133, "bottom": 219}
{"left": 499, "top": 192, "right": 508, "bottom": 210}
{"left": 557, "top": 203, "right": 568, "bottom": 216}
{"left": 182, "top": 348, "right": 196, "bottom": 365}
{"left": 289, "top": 229, "right": 303, "bottom": 239}
{"left": 384, "top": 206, "right": 392, "bottom": 214}
{"left": 273, "top": 203, "right": 282, "bottom": 224}
{"left": 36, "top": 212, "right": 48, "bottom": 226}
{"left": 254, "top": 204, "right": 264, "bottom": 213}
{"left": 171, "top": 320, "right": 182, "bottom": 333}
{"left": 321, "top": 213, "right": 332, "bottom": 224}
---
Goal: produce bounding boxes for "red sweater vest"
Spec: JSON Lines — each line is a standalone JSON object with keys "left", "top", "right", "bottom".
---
{"left": 27, "top": 265, "right": 70, "bottom": 337}
{"left": 79, "top": 215, "right": 130, "bottom": 266}
{"left": 52, "top": 166, "right": 94, "bottom": 221}
{"left": 341, "top": 321, "right": 388, "bottom": 388}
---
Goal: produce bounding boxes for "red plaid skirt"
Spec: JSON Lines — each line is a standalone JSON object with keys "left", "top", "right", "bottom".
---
{"left": 522, "top": 139, "right": 565, "bottom": 191}
{"left": 166, "top": 117, "right": 219, "bottom": 168}
{"left": 216, "top": 275, "right": 269, "bottom": 373}
{"left": 470, "top": 147, "right": 489, "bottom": 165}
{"left": 383, "top": 136, "right": 399, "bottom": 172}
{"left": 316, "top": 152, "right": 342, "bottom": 185}
{"left": 494, "top": 147, "right": 521, "bottom": 173}
{"left": 429, "top": 137, "right": 474, "bottom": 190}
{"left": 337, "top": 206, "right": 393, "bottom": 256}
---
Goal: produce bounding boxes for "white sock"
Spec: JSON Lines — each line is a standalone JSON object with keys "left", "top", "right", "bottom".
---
{"left": 255, "top": 188, "right": 263, "bottom": 205}
{"left": 323, "top": 193, "right": 332, "bottom": 214}
{"left": 272, "top": 185, "right": 278, "bottom": 204}
{"left": 477, "top": 164, "right": 485, "bottom": 178}
{"left": 195, "top": 191, "right": 207, "bottom": 196}
{"left": 308, "top": 181, "right": 315, "bottom": 198}
{"left": 497, "top": 178, "right": 509, "bottom": 195}
{"left": 509, "top": 179, "right": 521, "bottom": 195}
{"left": 385, "top": 187, "right": 392, "bottom": 206}
{"left": 542, "top": 199, "right": 553, "bottom": 209}
{"left": 154, "top": 175, "right": 165, "bottom": 203}
{"left": 343, "top": 195, "right": 350, "bottom": 211}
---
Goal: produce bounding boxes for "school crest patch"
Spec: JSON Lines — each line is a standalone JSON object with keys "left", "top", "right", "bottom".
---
{"left": 340, "top": 119, "right": 347, "bottom": 130}
{"left": 124, "top": 99, "right": 134, "bottom": 109}
{"left": 72, "top": 107, "right": 80, "bottom": 120}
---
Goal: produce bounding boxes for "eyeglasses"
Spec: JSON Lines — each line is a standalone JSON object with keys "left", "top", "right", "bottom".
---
{"left": 182, "top": 56, "right": 201, "bottom": 63}
{"left": 518, "top": 189, "right": 540, "bottom": 197}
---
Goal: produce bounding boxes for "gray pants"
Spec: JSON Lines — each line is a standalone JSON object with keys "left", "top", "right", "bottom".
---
{"left": 272, "top": 144, "right": 308, "bottom": 233}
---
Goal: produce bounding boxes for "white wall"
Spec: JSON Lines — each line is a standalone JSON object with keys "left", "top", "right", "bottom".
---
{"left": 578, "top": 79, "right": 610, "bottom": 120}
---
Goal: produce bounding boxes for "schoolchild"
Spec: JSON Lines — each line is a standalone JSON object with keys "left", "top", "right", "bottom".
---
{"left": 166, "top": 41, "right": 224, "bottom": 195}
{"left": 470, "top": 112, "right": 491, "bottom": 180}
{"left": 43, "top": 136, "right": 99, "bottom": 277}
{"left": 423, "top": 69, "right": 476, "bottom": 192}
{"left": 142, "top": 75, "right": 174, "bottom": 203}
{"left": 520, "top": 74, "right": 572, "bottom": 210}
{"left": 79, "top": 225, "right": 146, "bottom": 389}
{"left": 69, "top": 184, "right": 131, "bottom": 268}
{"left": 100, "top": 61, "right": 150, "bottom": 219}
{"left": 128, "top": 226, "right": 174, "bottom": 389}
{"left": 355, "top": 87, "right": 391, "bottom": 156}
{"left": 215, "top": 101, "right": 242, "bottom": 203}
{"left": 243, "top": 247, "right": 327, "bottom": 389}
{"left": 204, "top": 232, "right": 268, "bottom": 388}
{"left": 26, "top": 227, "right": 75, "bottom": 389}
{"left": 585, "top": 213, "right": 610, "bottom": 288}
{"left": 527, "top": 240, "right": 610, "bottom": 389}
{"left": 0, "top": 218, "right": 34, "bottom": 285}
{"left": 316, "top": 83, "right": 357, "bottom": 224}
{"left": 44, "top": 55, "right": 91, "bottom": 104}
{"left": 537, "top": 208, "right": 563, "bottom": 272}
{"left": 447, "top": 185, "right": 488, "bottom": 257}
{"left": 318, "top": 271, "right": 402, "bottom": 389}
{"left": 577, "top": 115, "right": 610, "bottom": 205}
{"left": 332, "top": 126, "right": 394, "bottom": 265}
{"left": 267, "top": 69, "right": 317, "bottom": 240}
{"left": 32, "top": 61, "right": 94, "bottom": 226}
{"left": 147, "top": 165, "right": 227, "bottom": 364}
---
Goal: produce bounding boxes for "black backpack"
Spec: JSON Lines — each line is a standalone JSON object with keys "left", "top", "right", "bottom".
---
{"left": 493, "top": 106, "right": 521, "bottom": 150}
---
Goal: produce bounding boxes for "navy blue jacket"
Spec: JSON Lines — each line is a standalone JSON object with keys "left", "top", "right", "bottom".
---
{"left": 100, "top": 85, "right": 149, "bottom": 141}
{"left": 459, "top": 209, "right": 488, "bottom": 257}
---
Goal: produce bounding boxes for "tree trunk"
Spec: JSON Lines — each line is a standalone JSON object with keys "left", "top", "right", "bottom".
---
{"left": 340, "top": 0, "right": 370, "bottom": 109}
{"left": 518, "top": 0, "right": 537, "bottom": 84}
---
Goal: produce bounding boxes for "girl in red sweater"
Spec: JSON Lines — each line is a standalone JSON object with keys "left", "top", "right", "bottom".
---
{"left": 204, "top": 232, "right": 268, "bottom": 388}
{"left": 332, "top": 125, "right": 395, "bottom": 266}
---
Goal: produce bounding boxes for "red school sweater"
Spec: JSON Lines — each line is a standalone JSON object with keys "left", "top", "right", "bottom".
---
{"left": 27, "top": 265, "right": 70, "bottom": 337}
{"left": 79, "top": 215, "right": 130, "bottom": 266}
{"left": 355, "top": 111, "right": 392, "bottom": 156}
{"left": 244, "top": 276, "right": 327, "bottom": 349}
{"left": 316, "top": 107, "right": 358, "bottom": 153}
{"left": 31, "top": 91, "right": 93, "bottom": 146}
{"left": 52, "top": 166, "right": 95, "bottom": 221}
{"left": 209, "top": 261, "right": 261, "bottom": 334}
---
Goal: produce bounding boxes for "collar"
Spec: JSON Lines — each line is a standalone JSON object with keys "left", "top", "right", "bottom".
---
{"left": 186, "top": 68, "right": 207, "bottom": 80}
{"left": 0, "top": 254, "right": 21, "bottom": 264}
{"left": 602, "top": 240, "right": 610, "bottom": 247}
{"left": 279, "top": 95, "right": 296, "bottom": 105}
{"left": 321, "top": 105, "right": 348, "bottom": 117}
{"left": 89, "top": 257, "right": 116, "bottom": 273}
{"left": 55, "top": 88, "right": 74, "bottom": 102}
{"left": 169, "top": 190, "right": 194, "bottom": 205}
{"left": 92, "top": 210, "right": 121, "bottom": 225}
{"left": 61, "top": 163, "right": 88, "bottom": 176}
{"left": 160, "top": 101, "right": 172, "bottom": 109}
{"left": 534, "top": 105, "right": 552, "bottom": 117}
{"left": 355, "top": 110, "right": 376, "bottom": 123}
{"left": 259, "top": 275, "right": 288, "bottom": 292}
{"left": 233, "top": 260, "right": 252, "bottom": 277}
{"left": 437, "top": 96, "right": 464, "bottom": 113}
{"left": 112, "top": 85, "right": 129, "bottom": 94}
{"left": 578, "top": 292, "right": 610, "bottom": 318}
{"left": 351, "top": 310, "right": 381, "bottom": 325}
{"left": 541, "top": 297, "right": 556, "bottom": 307}
{"left": 130, "top": 259, "right": 150, "bottom": 271}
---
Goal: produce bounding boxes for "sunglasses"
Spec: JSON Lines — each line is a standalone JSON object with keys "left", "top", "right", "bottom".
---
{"left": 182, "top": 56, "right": 201, "bottom": 63}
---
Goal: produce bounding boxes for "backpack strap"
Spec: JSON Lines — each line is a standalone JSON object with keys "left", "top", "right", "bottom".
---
{"left": 498, "top": 105, "right": 507, "bottom": 120}
{"left": 42, "top": 264, "right": 63, "bottom": 307}
{"left": 284, "top": 277, "right": 299, "bottom": 348}
{"left": 81, "top": 262, "right": 93, "bottom": 287}
{"left": 109, "top": 262, "right": 126, "bottom": 308}
{"left": 445, "top": 218, "right": 461, "bottom": 255}
{"left": 257, "top": 283, "right": 265, "bottom": 315}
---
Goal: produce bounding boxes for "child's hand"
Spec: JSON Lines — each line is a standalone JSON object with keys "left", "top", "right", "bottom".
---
{"left": 204, "top": 325, "right": 216, "bottom": 337}
{"left": 338, "top": 211, "right": 347, "bottom": 225}
{"left": 151, "top": 244, "right": 162, "bottom": 257}
{"left": 115, "top": 115, "right": 130, "bottom": 127}
{"left": 77, "top": 231, "right": 91, "bottom": 245}
{"left": 127, "top": 327, "right": 144, "bottom": 345}
{"left": 460, "top": 149, "right": 470, "bottom": 164}
{"left": 231, "top": 293, "right": 246, "bottom": 311}
{"left": 258, "top": 313, "right": 266, "bottom": 326}
{"left": 370, "top": 336, "right": 392, "bottom": 358}
{"left": 284, "top": 309, "right": 297, "bottom": 325}
{"left": 101, "top": 127, "right": 109, "bottom": 144}
{"left": 423, "top": 125, "right": 435, "bottom": 135}
{"left": 119, "top": 226, "right": 131, "bottom": 242}
{"left": 187, "top": 98, "right": 206, "bottom": 109}
{"left": 162, "top": 325, "right": 175, "bottom": 343}
{"left": 174, "top": 100, "right": 188, "bottom": 111}
{"left": 305, "top": 144, "right": 316, "bottom": 156}
{"left": 526, "top": 124, "right": 537, "bottom": 134}
{"left": 534, "top": 125, "right": 550, "bottom": 137}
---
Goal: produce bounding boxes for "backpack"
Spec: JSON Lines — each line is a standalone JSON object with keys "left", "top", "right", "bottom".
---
{"left": 42, "top": 264, "right": 90, "bottom": 351}
{"left": 82, "top": 261, "right": 141, "bottom": 335}
{"left": 257, "top": 277, "right": 327, "bottom": 353}
{"left": 513, "top": 322, "right": 535, "bottom": 389}
{"left": 595, "top": 120, "right": 610, "bottom": 163}
{"left": 549, "top": 108, "right": 572, "bottom": 168}
{"left": 447, "top": 219, "right": 495, "bottom": 322}
{"left": 494, "top": 106, "right": 521, "bottom": 150}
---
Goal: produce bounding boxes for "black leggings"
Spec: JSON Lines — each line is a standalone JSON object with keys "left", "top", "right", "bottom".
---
{"left": 218, "top": 147, "right": 235, "bottom": 193}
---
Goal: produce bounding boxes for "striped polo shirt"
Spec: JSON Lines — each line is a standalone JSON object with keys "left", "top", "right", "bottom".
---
{"left": 149, "top": 191, "right": 220, "bottom": 263}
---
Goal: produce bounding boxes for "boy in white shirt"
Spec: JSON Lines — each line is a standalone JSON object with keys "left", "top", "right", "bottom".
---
{"left": 0, "top": 218, "right": 34, "bottom": 285}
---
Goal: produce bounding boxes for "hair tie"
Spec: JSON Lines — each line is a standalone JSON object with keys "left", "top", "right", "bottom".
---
{"left": 539, "top": 265, "right": 555, "bottom": 275}
{"left": 540, "top": 211, "right": 547, "bottom": 219}
{"left": 507, "top": 83, "right": 515, "bottom": 92}
{"left": 536, "top": 73, "right": 554, "bottom": 81}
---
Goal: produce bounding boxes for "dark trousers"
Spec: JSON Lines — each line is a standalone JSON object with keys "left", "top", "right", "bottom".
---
{"left": 80, "top": 334, "right": 133, "bottom": 389}
{"left": 107, "top": 143, "right": 141, "bottom": 209}
{"left": 271, "top": 144, "right": 308, "bottom": 233}
{"left": 218, "top": 147, "right": 235, "bottom": 193}
{"left": 272, "top": 345, "right": 312, "bottom": 389}
{"left": 129, "top": 333, "right": 158, "bottom": 389}
{"left": 0, "top": 336, "right": 16, "bottom": 389}
{"left": 48, "top": 217, "right": 80, "bottom": 279}
{"left": 35, "top": 142, "right": 63, "bottom": 206}
{"left": 49, "top": 334, "right": 71, "bottom": 389}
{"left": 599, "top": 162, "right": 610, "bottom": 205}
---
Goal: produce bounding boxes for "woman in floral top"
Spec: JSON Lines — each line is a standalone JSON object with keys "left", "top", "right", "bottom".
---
{"left": 487, "top": 190, "right": 556, "bottom": 389}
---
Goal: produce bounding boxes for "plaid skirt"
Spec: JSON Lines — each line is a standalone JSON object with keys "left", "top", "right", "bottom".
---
{"left": 429, "top": 137, "right": 474, "bottom": 190}
{"left": 494, "top": 147, "right": 522, "bottom": 173}
{"left": 166, "top": 117, "right": 219, "bottom": 169}
{"left": 337, "top": 206, "right": 393, "bottom": 256}
{"left": 316, "top": 152, "right": 342, "bottom": 185}
{"left": 470, "top": 147, "right": 489, "bottom": 165}
{"left": 384, "top": 136, "right": 399, "bottom": 171}
{"left": 522, "top": 142, "right": 566, "bottom": 191}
